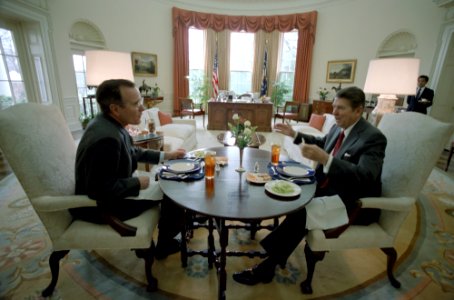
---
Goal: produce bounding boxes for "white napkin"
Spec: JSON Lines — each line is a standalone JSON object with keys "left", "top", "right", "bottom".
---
{"left": 127, "top": 170, "right": 163, "bottom": 201}
{"left": 305, "top": 195, "right": 348, "bottom": 230}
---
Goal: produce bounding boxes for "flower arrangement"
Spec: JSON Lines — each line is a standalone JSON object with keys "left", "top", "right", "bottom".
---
{"left": 228, "top": 113, "right": 257, "bottom": 149}
{"left": 318, "top": 87, "right": 330, "bottom": 100}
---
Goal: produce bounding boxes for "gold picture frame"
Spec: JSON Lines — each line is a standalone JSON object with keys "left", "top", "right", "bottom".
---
{"left": 132, "top": 52, "right": 157, "bottom": 77}
{"left": 326, "top": 59, "right": 357, "bottom": 83}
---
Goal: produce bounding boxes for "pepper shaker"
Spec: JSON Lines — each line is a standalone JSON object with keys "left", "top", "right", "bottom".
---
{"left": 254, "top": 161, "right": 260, "bottom": 173}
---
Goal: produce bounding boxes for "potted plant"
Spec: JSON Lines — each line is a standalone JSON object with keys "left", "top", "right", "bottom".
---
{"left": 79, "top": 113, "right": 94, "bottom": 130}
{"left": 271, "top": 81, "right": 290, "bottom": 110}
{"left": 190, "top": 76, "right": 211, "bottom": 110}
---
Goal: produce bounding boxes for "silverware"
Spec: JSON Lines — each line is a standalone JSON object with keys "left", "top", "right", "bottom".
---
{"left": 161, "top": 172, "right": 188, "bottom": 179}
{"left": 277, "top": 173, "right": 311, "bottom": 183}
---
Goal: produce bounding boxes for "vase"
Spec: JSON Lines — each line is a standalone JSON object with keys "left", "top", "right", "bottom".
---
{"left": 235, "top": 146, "right": 246, "bottom": 173}
{"left": 320, "top": 95, "right": 326, "bottom": 100}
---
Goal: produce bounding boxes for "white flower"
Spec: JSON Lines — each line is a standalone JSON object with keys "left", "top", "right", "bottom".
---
{"left": 243, "top": 128, "right": 252, "bottom": 135}
{"left": 244, "top": 120, "right": 251, "bottom": 127}
{"left": 232, "top": 113, "right": 239, "bottom": 121}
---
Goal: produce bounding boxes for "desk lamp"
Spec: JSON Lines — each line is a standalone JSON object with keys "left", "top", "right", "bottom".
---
{"left": 363, "top": 58, "right": 420, "bottom": 125}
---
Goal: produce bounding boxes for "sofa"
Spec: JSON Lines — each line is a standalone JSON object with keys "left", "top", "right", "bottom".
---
{"left": 141, "top": 108, "right": 197, "bottom": 152}
{"left": 283, "top": 113, "right": 336, "bottom": 166}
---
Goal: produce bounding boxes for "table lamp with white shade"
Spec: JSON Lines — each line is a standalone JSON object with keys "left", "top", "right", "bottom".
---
{"left": 363, "top": 58, "right": 420, "bottom": 125}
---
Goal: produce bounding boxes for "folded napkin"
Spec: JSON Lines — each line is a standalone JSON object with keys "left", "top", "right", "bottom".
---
{"left": 267, "top": 161, "right": 316, "bottom": 185}
{"left": 159, "top": 168, "right": 205, "bottom": 182}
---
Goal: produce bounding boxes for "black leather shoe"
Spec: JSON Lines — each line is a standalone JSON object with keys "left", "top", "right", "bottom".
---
{"left": 232, "top": 265, "right": 275, "bottom": 286}
{"left": 155, "top": 238, "right": 181, "bottom": 260}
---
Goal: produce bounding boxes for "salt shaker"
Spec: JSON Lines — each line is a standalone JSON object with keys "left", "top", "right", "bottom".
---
{"left": 254, "top": 161, "right": 260, "bottom": 173}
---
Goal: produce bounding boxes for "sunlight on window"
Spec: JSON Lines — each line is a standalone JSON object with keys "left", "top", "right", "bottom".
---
{"left": 0, "top": 28, "right": 27, "bottom": 109}
{"left": 278, "top": 30, "right": 298, "bottom": 100}
{"left": 188, "top": 28, "right": 206, "bottom": 103}
{"left": 230, "top": 32, "right": 254, "bottom": 94}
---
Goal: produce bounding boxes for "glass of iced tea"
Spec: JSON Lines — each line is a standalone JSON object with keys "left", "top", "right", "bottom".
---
{"left": 271, "top": 144, "right": 281, "bottom": 166}
{"left": 205, "top": 151, "right": 216, "bottom": 179}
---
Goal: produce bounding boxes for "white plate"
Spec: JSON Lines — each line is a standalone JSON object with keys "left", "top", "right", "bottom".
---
{"left": 246, "top": 172, "right": 271, "bottom": 184}
{"left": 165, "top": 159, "right": 200, "bottom": 173}
{"left": 265, "top": 180, "right": 301, "bottom": 197}
{"left": 187, "top": 150, "right": 206, "bottom": 159}
{"left": 282, "top": 165, "right": 310, "bottom": 177}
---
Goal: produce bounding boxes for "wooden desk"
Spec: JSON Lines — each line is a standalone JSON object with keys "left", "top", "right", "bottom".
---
{"left": 312, "top": 100, "right": 333, "bottom": 115}
{"left": 159, "top": 147, "right": 315, "bottom": 299}
{"left": 208, "top": 101, "right": 273, "bottom": 132}
{"left": 143, "top": 96, "right": 163, "bottom": 108}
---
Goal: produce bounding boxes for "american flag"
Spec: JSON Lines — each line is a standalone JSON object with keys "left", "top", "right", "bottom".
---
{"left": 212, "top": 45, "right": 219, "bottom": 99}
{"left": 260, "top": 48, "right": 268, "bottom": 97}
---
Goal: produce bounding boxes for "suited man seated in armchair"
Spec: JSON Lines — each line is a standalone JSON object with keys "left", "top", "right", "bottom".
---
{"left": 232, "top": 87, "right": 387, "bottom": 293}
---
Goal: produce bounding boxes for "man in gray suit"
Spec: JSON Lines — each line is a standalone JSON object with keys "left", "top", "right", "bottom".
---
{"left": 233, "top": 87, "right": 387, "bottom": 292}
{"left": 71, "top": 79, "right": 186, "bottom": 259}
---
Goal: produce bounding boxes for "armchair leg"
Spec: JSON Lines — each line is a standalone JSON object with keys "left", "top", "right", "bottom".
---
{"left": 42, "top": 250, "right": 70, "bottom": 297}
{"left": 381, "top": 247, "right": 401, "bottom": 288}
{"left": 135, "top": 242, "right": 158, "bottom": 292}
{"left": 300, "top": 244, "right": 326, "bottom": 294}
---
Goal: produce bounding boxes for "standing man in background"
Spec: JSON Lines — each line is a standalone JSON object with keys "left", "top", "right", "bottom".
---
{"left": 406, "top": 75, "right": 434, "bottom": 114}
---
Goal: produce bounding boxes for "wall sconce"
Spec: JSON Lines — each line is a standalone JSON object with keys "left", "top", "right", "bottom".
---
{"left": 363, "top": 58, "right": 420, "bottom": 125}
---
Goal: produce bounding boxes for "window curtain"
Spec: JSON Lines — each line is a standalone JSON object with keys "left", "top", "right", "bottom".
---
{"left": 252, "top": 30, "right": 280, "bottom": 96}
{"left": 205, "top": 29, "right": 230, "bottom": 94}
{"left": 172, "top": 7, "right": 317, "bottom": 114}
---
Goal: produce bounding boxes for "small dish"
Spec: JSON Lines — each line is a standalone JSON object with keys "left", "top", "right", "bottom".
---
{"left": 265, "top": 180, "right": 301, "bottom": 197}
{"left": 246, "top": 172, "right": 271, "bottom": 184}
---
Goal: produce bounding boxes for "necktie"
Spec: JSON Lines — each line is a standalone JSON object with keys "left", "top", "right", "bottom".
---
{"left": 332, "top": 131, "right": 345, "bottom": 156}
{"left": 416, "top": 88, "right": 421, "bottom": 100}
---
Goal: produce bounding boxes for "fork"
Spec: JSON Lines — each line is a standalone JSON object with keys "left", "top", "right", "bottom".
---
{"left": 277, "top": 173, "right": 311, "bottom": 183}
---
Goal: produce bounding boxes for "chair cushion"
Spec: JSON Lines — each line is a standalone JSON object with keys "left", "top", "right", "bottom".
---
{"left": 158, "top": 111, "right": 173, "bottom": 125}
{"left": 308, "top": 114, "right": 325, "bottom": 131}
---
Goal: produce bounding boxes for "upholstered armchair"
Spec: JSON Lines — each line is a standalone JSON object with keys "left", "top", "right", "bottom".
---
{"left": 0, "top": 104, "right": 160, "bottom": 296}
{"left": 301, "top": 112, "right": 454, "bottom": 294}
{"left": 179, "top": 97, "right": 205, "bottom": 128}
{"left": 274, "top": 101, "right": 301, "bottom": 124}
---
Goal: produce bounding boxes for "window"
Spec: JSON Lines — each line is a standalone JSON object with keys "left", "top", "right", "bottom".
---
{"left": 188, "top": 28, "right": 206, "bottom": 103}
{"left": 229, "top": 32, "right": 254, "bottom": 94}
{"left": 72, "top": 53, "right": 93, "bottom": 115}
{"left": 0, "top": 28, "right": 27, "bottom": 110}
{"left": 277, "top": 30, "right": 298, "bottom": 100}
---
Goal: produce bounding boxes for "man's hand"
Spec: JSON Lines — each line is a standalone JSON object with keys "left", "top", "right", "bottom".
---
{"left": 274, "top": 123, "right": 295, "bottom": 138}
{"left": 164, "top": 148, "right": 186, "bottom": 160}
{"left": 138, "top": 176, "right": 150, "bottom": 190}
{"left": 301, "top": 144, "right": 329, "bottom": 165}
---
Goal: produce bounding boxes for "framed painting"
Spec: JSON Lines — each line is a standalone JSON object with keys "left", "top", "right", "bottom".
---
{"left": 132, "top": 52, "right": 157, "bottom": 77}
{"left": 326, "top": 59, "right": 357, "bottom": 83}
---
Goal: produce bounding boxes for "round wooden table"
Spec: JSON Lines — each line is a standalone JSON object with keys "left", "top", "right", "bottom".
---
{"left": 159, "top": 146, "right": 315, "bottom": 299}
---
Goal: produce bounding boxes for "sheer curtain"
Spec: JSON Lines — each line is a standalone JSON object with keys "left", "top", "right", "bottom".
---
{"left": 172, "top": 7, "right": 317, "bottom": 114}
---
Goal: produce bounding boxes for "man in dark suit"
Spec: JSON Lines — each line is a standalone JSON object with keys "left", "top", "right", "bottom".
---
{"left": 70, "top": 79, "right": 186, "bottom": 259}
{"left": 233, "top": 87, "right": 387, "bottom": 292}
{"left": 406, "top": 75, "right": 435, "bottom": 114}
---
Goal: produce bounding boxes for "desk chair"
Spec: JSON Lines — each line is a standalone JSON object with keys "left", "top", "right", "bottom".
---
{"left": 301, "top": 112, "right": 454, "bottom": 294}
{"left": 179, "top": 98, "right": 205, "bottom": 128}
{"left": 0, "top": 103, "right": 160, "bottom": 296}
{"left": 274, "top": 101, "right": 301, "bottom": 125}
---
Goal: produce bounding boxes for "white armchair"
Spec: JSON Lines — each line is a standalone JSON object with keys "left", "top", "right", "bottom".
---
{"left": 0, "top": 104, "right": 160, "bottom": 296}
{"left": 301, "top": 112, "right": 454, "bottom": 294}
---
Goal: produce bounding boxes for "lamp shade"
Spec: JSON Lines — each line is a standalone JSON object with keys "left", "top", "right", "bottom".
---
{"left": 363, "top": 58, "right": 420, "bottom": 95}
{"left": 85, "top": 50, "right": 134, "bottom": 86}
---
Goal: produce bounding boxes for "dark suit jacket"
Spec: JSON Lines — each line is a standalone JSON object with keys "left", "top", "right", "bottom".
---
{"left": 406, "top": 87, "right": 434, "bottom": 114}
{"left": 74, "top": 113, "right": 160, "bottom": 203}
{"left": 295, "top": 117, "right": 387, "bottom": 225}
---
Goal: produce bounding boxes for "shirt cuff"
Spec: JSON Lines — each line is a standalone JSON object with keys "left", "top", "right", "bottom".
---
{"left": 323, "top": 155, "right": 334, "bottom": 173}
{"left": 159, "top": 152, "right": 165, "bottom": 163}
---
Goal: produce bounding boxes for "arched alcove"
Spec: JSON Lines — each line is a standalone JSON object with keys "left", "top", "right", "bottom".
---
{"left": 377, "top": 31, "right": 417, "bottom": 58}
{"left": 69, "top": 20, "right": 105, "bottom": 48}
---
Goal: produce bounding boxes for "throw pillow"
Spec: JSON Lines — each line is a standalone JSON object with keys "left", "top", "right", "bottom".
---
{"left": 308, "top": 114, "right": 325, "bottom": 131}
{"left": 158, "top": 111, "right": 173, "bottom": 125}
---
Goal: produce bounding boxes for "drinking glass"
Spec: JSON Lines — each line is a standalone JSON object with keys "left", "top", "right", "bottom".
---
{"left": 205, "top": 151, "right": 216, "bottom": 179}
{"left": 271, "top": 144, "right": 281, "bottom": 166}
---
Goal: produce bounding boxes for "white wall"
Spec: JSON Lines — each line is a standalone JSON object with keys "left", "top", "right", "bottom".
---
{"left": 46, "top": 0, "right": 445, "bottom": 124}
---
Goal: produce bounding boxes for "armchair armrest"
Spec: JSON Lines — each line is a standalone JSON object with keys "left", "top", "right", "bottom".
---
{"left": 360, "top": 196, "right": 415, "bottom": 211}
{"left": 33, "top": 195, "right": 96, "bottom": 212}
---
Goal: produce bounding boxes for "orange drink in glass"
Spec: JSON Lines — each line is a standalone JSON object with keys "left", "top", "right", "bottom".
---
{"left": 205, "top": 151, "right": 216, "bottom": 179}
{"left": 271, "top": 144, "right": 281, "bottom": 166}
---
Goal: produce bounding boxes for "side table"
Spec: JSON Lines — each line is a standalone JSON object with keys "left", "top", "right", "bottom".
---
{"left": 133, "top": 133, "right": 163, "bottom": 171}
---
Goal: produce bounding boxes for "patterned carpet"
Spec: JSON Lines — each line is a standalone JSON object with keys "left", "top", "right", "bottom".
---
{"left": 1, "top": 126, "right": 454, "bottom": 299}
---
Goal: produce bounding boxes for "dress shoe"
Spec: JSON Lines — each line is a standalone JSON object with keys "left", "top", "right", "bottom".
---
{"left": 155, "top": 238, "right": 181, "bottom": 260}
{"left": 232, "top": 264, "right": 275, "bottom": 285}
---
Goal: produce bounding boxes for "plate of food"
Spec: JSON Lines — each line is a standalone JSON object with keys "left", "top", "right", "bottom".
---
{"left": 187, "top": 150, "right": 206, "bottom": 159}
{"left": 165, "top": 159, "right": 201, "bottom": 174}
{"left": 265, "top": 180, "right": 301, "bottom": 197}
{"left": 246, "top": 172, "right": 271, "bottom": 184}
